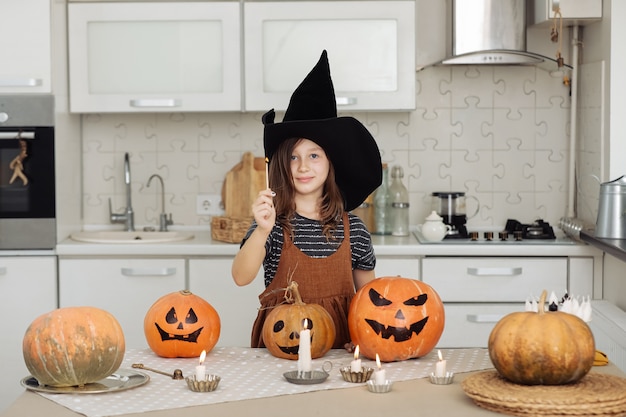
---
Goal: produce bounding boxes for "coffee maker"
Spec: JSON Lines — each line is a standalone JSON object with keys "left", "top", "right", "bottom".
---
{"left": 431, "top": 192, "right": 479, "bottom": 239}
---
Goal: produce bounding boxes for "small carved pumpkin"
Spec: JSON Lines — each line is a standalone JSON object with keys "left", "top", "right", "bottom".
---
{"left": 262, "top": 281, "right": 336, "bottom": 360}
{"left": 23, "top": 306, "right": 125, "bottom": 387}
{"left": 348, "top": 276, "right": 445, "bottom": 362}
{"left": 144, "top": 290, "right": 221, "bottom": 358}
{"left": 488, "top": 290, "right": 595, "bottom": 385}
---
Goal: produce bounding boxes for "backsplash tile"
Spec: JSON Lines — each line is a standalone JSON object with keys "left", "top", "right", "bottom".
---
{"left": 81, "top": 65, "right": 574, "bottom": 230}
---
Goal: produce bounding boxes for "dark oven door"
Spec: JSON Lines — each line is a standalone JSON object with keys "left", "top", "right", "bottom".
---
{"left": 0, "top": 96, "right": 56, "bottom": 249}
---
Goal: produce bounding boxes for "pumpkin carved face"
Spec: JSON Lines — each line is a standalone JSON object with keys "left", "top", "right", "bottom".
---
{"left": 348, "top": 277, "right": 445, "bottom": 362}
{"left": 262, "top": 282, "right": 336, "bottom": 360}
{"left": 144, "top": 290, "right": 221, "bottom": 358}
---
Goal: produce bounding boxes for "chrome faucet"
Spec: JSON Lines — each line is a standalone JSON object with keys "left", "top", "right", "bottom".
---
{"left": 109, "top": 152, "right": 135, "bottom": 231}
{"left": 147, "top": 173, "right": 173, "bottom": 232}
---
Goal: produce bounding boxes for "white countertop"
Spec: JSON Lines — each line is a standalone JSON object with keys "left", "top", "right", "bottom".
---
{"left": 51, "top": 229, "right": 602, "bottom": 258}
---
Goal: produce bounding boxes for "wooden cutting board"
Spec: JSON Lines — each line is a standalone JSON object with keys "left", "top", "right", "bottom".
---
{"left": 223, "top": 152, "right": 266, "bottom": 218}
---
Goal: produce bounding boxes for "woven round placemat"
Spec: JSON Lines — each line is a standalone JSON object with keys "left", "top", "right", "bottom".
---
{"left": 462, "top": 371, "right": 626, "bottom": 417}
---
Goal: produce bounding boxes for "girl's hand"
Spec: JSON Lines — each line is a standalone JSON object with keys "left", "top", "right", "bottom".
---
{"left": 252, "top": 189, "right": 276, "bottom": 231}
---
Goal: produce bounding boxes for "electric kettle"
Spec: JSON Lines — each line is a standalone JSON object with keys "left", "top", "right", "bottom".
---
{"left": 595, "top": 175, "right": 626, "bottom": 239}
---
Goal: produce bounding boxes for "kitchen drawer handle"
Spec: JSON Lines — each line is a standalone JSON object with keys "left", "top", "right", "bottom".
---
{"left": 0, "top": 77, "right": 43, "bottom": 87}
{"left": 467, "top": 314, "right": 505, "bottom": 323}
{"left": 467, "top": 267, "right": 522, "bottom": 276}
{"left": 0, "top": 267, "right": 6, "bottom": 275}
{"left": 121, "top": 267, "right": 177, "bottom": 277}
{"left": 336, "top": 96, "right": 357, "bottom": 106}
{"left": 130, "top": 99, "right": 181, "bottom": 108}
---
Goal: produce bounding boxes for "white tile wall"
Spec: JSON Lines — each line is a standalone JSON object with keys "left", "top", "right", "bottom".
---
{"left": 81, "top": 65, "right": 577, "bottom": 230}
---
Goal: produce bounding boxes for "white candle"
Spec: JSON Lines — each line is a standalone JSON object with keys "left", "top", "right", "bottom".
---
{"left": 435, "top": 350, "right": 447, "bottom": 377}
{"left": 297, "top": 319, "right": 312, "bottom": 373}
{"left": 374, "top": 354, "right": 386, "bottom": 385}
{"left": 195, "top": 350, "right": 206, "bottom": 381}
{"left": 265, "top": 157, "right": 270, "bottom": 190}
{"left": 350, "top": 345, "right": 362, "bottom": 372}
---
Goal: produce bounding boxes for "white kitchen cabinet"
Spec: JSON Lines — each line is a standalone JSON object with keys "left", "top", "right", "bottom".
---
{"left": 68, "top": 2, "right": 241, "bottom": 113}
{"left": 0, "top": 0, "right": 52, "bottom": 93}
{"left": 244, "top": 1, "right": 416, "bottom": 111}
{"left": 0, "top": 256, "right": 57, "bottom": 413}
{"left": 59, "top": 258, "right": 186, "bottom": 349}
{"left": 423, "top": 257, "right": 568, "bottom": 347}
{"left": 189, "top": 258, "right": 265, "bottom": 347}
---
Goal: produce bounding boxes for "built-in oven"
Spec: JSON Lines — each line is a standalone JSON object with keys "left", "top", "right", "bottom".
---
{"left": 0, "top": 95, "right": 55, "bottom": 249}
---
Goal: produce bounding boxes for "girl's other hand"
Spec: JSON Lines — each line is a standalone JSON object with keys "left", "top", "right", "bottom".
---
{"left": 253, "top": 189, "right": 276, "bottom": 231}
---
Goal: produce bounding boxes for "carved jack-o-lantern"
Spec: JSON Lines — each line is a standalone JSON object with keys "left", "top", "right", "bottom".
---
{"left": 348, "top": 276, "right": 445, "bottom": 362}
{"left": 262, "top": 282, "right": 336, "bottom": 360}
{"left": 144, "top": 290, "right": 221, "bottom": 358}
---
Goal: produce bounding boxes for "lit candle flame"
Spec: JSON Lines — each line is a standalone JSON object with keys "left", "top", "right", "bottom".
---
{"left": 199, "top": 350, "right": 206, "bottom": 365}
{"left": 353, "top": 345, "right": 360, "bottom": 360}
{"left": 302, "top": 318, "right": 309, "bottom": 330}
{"left": 437, "top": 349, "right": 443, "bottom": 361}
{"left": 376, "top": 353, "right": 382, "bottom": 370}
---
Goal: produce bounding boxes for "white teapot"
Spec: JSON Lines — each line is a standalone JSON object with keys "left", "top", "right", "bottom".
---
{"left": 420, "top": 211, "right": 451, "bottom": 242}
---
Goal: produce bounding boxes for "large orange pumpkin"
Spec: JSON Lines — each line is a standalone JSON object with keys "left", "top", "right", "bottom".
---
{"left": 144, "top": 290, "right": 221, "bottom": 358}
{"left": 22, "top": 306, "right": 125, "bottom": 387}
{"left": 262, "top": 281, "right": 336, "bottom": 360}
{"left": 488, "top": 290, "right": 595, "bottom": 385}
{"left": 348, "top": 276, "right": 445, "bottom": 362}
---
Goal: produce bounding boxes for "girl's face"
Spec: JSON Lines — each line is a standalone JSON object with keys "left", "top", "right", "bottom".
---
{"left": 290, "top": 138, "right": 330, "bottom": 198}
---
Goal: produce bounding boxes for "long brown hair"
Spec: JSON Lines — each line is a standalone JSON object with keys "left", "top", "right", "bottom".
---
{"left": 269, "top": 138, "right": 345, "bottom": 239}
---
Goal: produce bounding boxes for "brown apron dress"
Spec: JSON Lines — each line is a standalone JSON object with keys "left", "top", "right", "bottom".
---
{"left": 250, "top": 212, "right": 355, "bottom": 349}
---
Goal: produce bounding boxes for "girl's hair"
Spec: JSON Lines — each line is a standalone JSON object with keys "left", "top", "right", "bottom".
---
{"left": 269, "top": 137, "right": 344, "bottom": 239}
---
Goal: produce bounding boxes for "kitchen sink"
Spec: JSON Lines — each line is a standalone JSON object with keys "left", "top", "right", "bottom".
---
{"left": 70, "top": 230, "right": 194, "bottom": 244}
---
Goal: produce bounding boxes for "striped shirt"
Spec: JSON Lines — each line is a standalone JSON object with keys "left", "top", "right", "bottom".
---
{"left": 243, "top": 213, "right": 376, "bottom": 287}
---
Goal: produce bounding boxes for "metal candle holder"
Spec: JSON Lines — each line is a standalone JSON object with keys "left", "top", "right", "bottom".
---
{"left": 185, "top": 374, "right": 221, "bottom": 392}
{"left": 340, "top": 366, "right": 374, "bottom": 383}
{"left": 366, "top": 380, "right": 393, "bottom": 393}
{"left": 429, "top": 371, "right": 455, "bottom": 385}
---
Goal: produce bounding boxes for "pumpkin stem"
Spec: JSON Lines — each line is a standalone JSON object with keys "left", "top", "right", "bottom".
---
{"left": 538, "top": 290, "right": 547, "bottom": 315}
{"left": 286, "top": 281, "right": 304, "bottom": 305}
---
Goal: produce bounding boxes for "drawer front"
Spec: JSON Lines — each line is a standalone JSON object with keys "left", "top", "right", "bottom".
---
{"left": 437, "top": 303, "right": 521, "bottom": 348}
{"left": 423, "top": 257, "right": 567, "bottom": 302}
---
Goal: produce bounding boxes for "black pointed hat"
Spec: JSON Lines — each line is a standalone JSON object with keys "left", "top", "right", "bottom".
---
{"left": 262, "top": 50, "right": 382, "bottom": 211}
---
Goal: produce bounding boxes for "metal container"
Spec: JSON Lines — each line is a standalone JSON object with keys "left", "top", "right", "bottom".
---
{"left": 595, "top": 176, "right": 626, "bottom": 239}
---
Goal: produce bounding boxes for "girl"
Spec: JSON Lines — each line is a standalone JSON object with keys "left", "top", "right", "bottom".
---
{"left": 231, "top": 51, "right": 382, "bottom": 349}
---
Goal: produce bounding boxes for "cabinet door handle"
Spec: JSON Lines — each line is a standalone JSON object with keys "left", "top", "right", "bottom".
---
{"left": 0, "top": 267, "right": 6, "bottom": 275}
{"left": 467, "top": 267, "right": 522, "bottom": 276}
{"left": 129, "top": 99, "right": 181, "bottom": 108}
{"left": 0, "top": 77, "right": 43, "bottom": 87}
{"left": 466, "top": 314, "right": 504, "bottom": 323}
{"left": 0, "top": 131, "right": 35, "bottom": 140}
{"left": 336, "top": 96, "right": 357, "bottom": 106}
{"left": 121, "top": 267, "right": 177, "bottom": 277}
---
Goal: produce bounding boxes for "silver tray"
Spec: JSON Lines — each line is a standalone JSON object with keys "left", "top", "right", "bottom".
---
{"left": 21, "top": 368, "right": 149, "bottom": 394}
{"left": 283, "top": 370, "right": 329, "bottom": 385}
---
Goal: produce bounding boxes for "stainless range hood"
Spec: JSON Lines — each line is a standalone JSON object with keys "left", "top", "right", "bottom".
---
{"left": 437, "top": 0, "right": 564, "bottom": 67}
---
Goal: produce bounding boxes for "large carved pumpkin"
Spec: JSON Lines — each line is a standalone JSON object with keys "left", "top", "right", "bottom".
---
{"left": 488, "top": 290, "right": 595, "bottom": 385}
{"left": 144, "top": 290, "right": 221, "bottom": 358}
{"left": 23, "top": 306, "right": 125, "bottom": 387}
{"left": 348, "top": 276, "right": 445, "bottom": 362}
{"left": 262, "top": 281, "right": 336, "bottom": 360}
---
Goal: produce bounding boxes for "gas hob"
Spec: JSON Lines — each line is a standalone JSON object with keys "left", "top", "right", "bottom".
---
{"left": 414, "top": 219, "right": 578, "bottom": 245}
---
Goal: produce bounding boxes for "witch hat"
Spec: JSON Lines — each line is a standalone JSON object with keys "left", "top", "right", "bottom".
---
{"left": 262, "top": 50, "right": 382, "bottom": 211}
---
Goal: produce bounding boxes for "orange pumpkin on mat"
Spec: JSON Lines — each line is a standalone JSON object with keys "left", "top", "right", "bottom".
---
{"left": 144, "top": 290, "right": 221, "bottom": 358}
{"left": 348, "top": 276, "right": 445, "bottom": 362}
